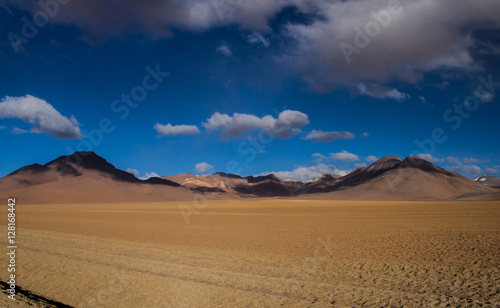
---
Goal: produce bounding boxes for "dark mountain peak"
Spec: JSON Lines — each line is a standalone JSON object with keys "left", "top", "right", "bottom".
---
{"left": 47, "top": 151, "right": 139, "bottom": 183}
{"left": 368, "top": 156, "right": 403, "bottom": 170}
{"left": 144, "top": 177, "right": 181, "bottom": 187}
{"left": 48, "top": 151, "right": 110, "bottom": 171}
{"left": 214, "top": 172, "right": 243, "bottom": 179}
{"left": 324, "top": 156, "right": 403, "bottom": 189}
{"left": 321, "top": 174, "right": 342, "bottom": 180}
{"left": 400, "top": 156, "right": 455, "bottom": 176}
{"left": 474, "top": 175, "right": 500, "bottom": 188}
{"left": 45, "top": 151, "right": 182, "bottom": 186}
{"left": 234, "top": 181, "right": 290, "bottom": 197}
{"left": 246, "top": 174, "right": 281, "bottom": 183}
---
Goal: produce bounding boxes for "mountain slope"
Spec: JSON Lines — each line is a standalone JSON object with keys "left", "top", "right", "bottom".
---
{"left": 1, "top": 153, "right": 498, "bottom": 203}
{"left": 474, "top": 175, "right": 500, "bottom": 188}
{"left": 296, "top": 156, "right": 499, "bottom": 201}
{"left": 0, "top": 152, "right": 193, "bottom": 204}
{"left": 164, "top": 172, "right": 303, "bottom": 196}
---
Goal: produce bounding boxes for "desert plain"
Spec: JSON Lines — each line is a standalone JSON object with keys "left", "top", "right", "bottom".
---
{"left": 1, "top": 199, "right": 499, "bottom": 307}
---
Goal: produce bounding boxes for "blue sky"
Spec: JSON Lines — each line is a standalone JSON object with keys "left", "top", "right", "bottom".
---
{"left": 0, "top": 0, "right": 499, "bottom": 180}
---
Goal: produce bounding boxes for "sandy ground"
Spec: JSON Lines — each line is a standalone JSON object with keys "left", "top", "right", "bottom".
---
{"left": 1, "top": 200, "right": 499, "bottom": 307}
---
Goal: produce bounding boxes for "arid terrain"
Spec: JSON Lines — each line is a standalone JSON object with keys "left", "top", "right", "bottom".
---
{"left": 1, "top": 200, "right": 499, "bottom": 307}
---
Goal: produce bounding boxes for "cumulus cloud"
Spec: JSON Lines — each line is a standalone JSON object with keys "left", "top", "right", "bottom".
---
{"left": 203, "top": 110, "right": 309, "bottom": 140}
{"left": 260, "top": 164, "right": 349, "bottom": 181}
{"left": 195, "top": 162, "right": 213, "bottom": 173}
{"left": 361, "top": 132, "right": 369, "bottom": 137}
{"left": 8, "top": 0, "right": 499, "bottom": 91}
{"left": 330, "top": 150, "right": 359, "bottom": 162}
{"left": 485, "top": 168, "right": 499, "bottom": 175}
{"left": 311, "top": 153, "right": 327, "bottom": 163}
{"left": 0, "top": 95, "right": 82, "bottom": 139}
{"left": 355, "top": 163, "right": 367, "bottom": 168}
{"left": 154, "top": 123, "right": 200, "bottom": 137}
{"left": 366, "top": 155, "right": 378, "bottom": 162}
{"left": 284, "top": 0, "right": 499, "bottom": 89}
{"left": 357, "top": 83, "right": 410, "bottom": 101}
{"left": 139, "top": 172, "right": 160, "bottom": 180}
{"left": 303, "top": 130, "right": 355, "bottom": 143}
{"left": 216, "top": 43, "right": 232, "bottom": 56}
{"left": 247, "top": 32, "right": 270, "bottom": 47}
{"left": 463, "top": 157, "right": 488, "bottom": 164}
{"left": 451, "top": 164, "right": 482, "bottom": 178}
{"left": 127, "top": 168, "right": 140, "bottom": 176}
{"left": 416, "top": 153, "right": 442, "bottom": 163}
{"left": 446, "top": 157, "right": 461, "bottom": 165}
{"left": 11, "top": 127, "right": 28, "bottom": 135}
{"left": 6, "top": 0, "right": 288, "bottom": 38}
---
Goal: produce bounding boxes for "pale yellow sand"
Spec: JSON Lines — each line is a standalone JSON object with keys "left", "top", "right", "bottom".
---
{"left": 1, "top": 200, "right": 499, "bottom": 307}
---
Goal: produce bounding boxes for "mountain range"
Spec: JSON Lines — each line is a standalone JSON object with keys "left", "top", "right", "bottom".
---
{"left": 0, "top": 151, "right": 498, "bottom": 204}
{"left": 473, "top": 175, "right": 500, "bottom": 188}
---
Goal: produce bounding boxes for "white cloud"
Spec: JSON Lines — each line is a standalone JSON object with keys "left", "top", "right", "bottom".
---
{"left": 216, "top": 43, "right": 232, "bottom": 56}
{"left": 303, "top": 130, "right": 355, "bottom": 143}
{"left": 8, "top": 0, "right": 290, "bottom": 39}
{"left": 418, "top": 96, "right": 426, "bottom": 103}
{"left": 0, "top": 125, "right": 28, "bottom": 135}
{"left": 355, "top": 163, "right": 367, "bottom": 168}
{"left": 357, "top": 83, "right": 410, "bottom": 101}
{"left": 9, "top": 0, "right": 500, "bottom": 94}
{"left": 451, "top": 164, "right": 482, "bottom": 178}
{"left": 311, "top": 153, "right": 327, "bottom": 163}
{"left": 195, "top": 162, "right": 213, "bottom": 173}
{"left": 463, "top": 157, "right": 488, "bottom": 164}
{"left": 203, "top": 110, "right": 309, "bottom": 140}
{"left": 127, "top": 168, "right": 140, "bottom": 176}
{"left": 260, "top": 164, "right": 349, "bottom": 181}
{"left": 154, "top": 123, "right": 200, "bottom": 137}
{"left": 474, "top": 88, "right": 494, "bottom": 103}
{"left": 330, "top": 150, "right": 359, "bottom": 162}
{"left": 366, "top": 155, "right": 378, "bottom": 162}
{"left": 446, "top": 157, "right": 461, "bottom": 165}
{"left": 416, "top": 153, "right": 442, "bottom": 163}
{"left": 361, "top": 132, "right": 369, "bottom": 137}
{"left": 485, "top": 168, "right": 499, "bottom": 175}
{"left": 284, "top": 0, "right": 499, "bottom": 89}
{"left": 139, "top": 171, "right": 160, "bottom": 180}
{"left": 0, "top": 95, "right": 82, "bottom": 139}
{"left": 9, "top": 0, "right": 500, "bottom": 92}
{"left": 247, "top": 32, "right": 270, "bottom": 47}
{"left": 11, "top": 127, "right": 28, "bottom": 135}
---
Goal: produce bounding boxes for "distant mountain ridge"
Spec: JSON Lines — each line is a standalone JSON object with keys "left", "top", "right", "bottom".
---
{"left": 0, "top": 151, "right": 499, "bottom": 203}
{"left": 474, "top": 175, "right": 500, "bottom": 188}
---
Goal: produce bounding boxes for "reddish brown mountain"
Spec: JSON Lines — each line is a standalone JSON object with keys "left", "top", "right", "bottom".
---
{"left": 296, "top": 156, "right": 499, "bottom": 201}
{"left": 0, "top": 152, "right": 193, "bottom": 204}
{"left": 0, "top": 152, "right": 498, "bottom": 203}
